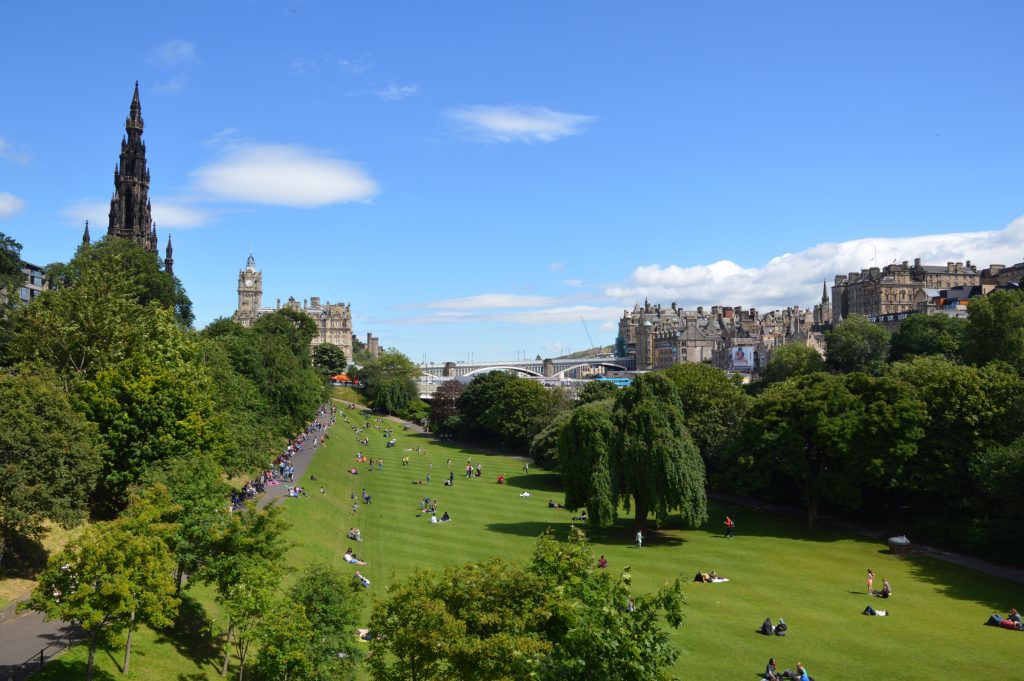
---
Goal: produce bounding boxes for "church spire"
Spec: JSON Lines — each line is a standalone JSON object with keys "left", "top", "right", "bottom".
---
{"left": 108, "top": 81, "right": 155, "bottom": 254}
{"left": 82, "top": 220, "right": 91, "bottom": 246}
{"left": 164, "top": 234, "right": 174, "bottom": 276}
{"left": 821, "top": 279, "right": 829, "bottom": 302}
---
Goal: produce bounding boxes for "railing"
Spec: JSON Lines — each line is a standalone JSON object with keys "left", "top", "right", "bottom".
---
{"left": 4, "top": 632, "right": 86, "bottom": 681}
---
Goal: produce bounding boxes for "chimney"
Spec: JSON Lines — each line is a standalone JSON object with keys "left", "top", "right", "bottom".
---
{"left": 276, "top": 298, "right": 280, "bottom": 309}
{"left": 914, "top": 258, "right": 921, "bottom": 268}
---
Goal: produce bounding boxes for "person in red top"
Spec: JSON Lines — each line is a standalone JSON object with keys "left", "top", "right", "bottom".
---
{"left": 724, "top": 516, "right": 735, "bottom": 538}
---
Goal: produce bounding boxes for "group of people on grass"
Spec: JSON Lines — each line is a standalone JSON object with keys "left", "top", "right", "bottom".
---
{"left": 764, "top": 658, "right": 810, "bottom": 681}
{"left": 985, "top": 608, "right": 1022, "bottom": 630}
{"left": 866, "top": 569, "right": 892, "bottom": 598}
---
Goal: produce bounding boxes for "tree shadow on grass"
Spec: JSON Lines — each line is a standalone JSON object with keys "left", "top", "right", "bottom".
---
{"left": 895, "top": 552, "right": 1023, "bottom": 612}
{"left": 151, "top": 592, "right": 221, "bottom": 673}
{"left": 22, "top": 659, "right": 117, "bottom": 681}
{"left": 486, "top": 520, "right": 687, "bottom": 547}
{"left": 502, "top": 473, "right": 562, "bottom": 494}
{"left": 0, "top": 534, "right": 48, "bottom": 579}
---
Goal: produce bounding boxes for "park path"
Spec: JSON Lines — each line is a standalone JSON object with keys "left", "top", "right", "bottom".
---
{"left": 0, "top": 406, "right": 335, "bottom": 680}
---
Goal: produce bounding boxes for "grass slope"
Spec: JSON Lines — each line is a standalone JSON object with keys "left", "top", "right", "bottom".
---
{"left": 31, "top": 400, "right": 1024, "bottom": 679}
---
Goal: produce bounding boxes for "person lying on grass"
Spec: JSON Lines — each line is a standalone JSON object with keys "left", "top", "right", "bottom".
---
{"left": 344, "top": 549, "right": 367, "bottom": 565}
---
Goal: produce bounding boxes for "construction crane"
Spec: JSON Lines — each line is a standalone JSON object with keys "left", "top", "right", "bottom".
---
{"left": 580, "top": 316, "right": 596, "bottom": 352}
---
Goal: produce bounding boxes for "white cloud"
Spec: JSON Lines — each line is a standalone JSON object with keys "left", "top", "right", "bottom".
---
{"left": 61, "top": 200, "right": 108, "bottom": 227}
{"left": 374, "top": 83, "right": 418, "bottom": 101}
{"left": 151, "top": 202, "right": 210, "bottom": 228}
{"left": 0, "top": 192, "right": 26, "bottom": 218}
{"left": 548, "top": 261, "right": 565, "bottom": 272}
{"left": 606, "top": 216, "right": 1024, "bottom": 310}
{"left": 0, "top": 137, "right": 30, "bottom": 165}
{"left": 562, "top": 278, "right": 586, "bottom": 288}
{"left": 191, "top": 144, "right": 378, "bottom": 207}
{"left": 290, "top": 54, "right": 372, "bottom": 76}
{"left": 153, "top": 74, "right": 188, "bottom": 95}
{"left": 148, "top": 40, "right": 197, "bottom": 66}
{"left": 447, "top": 105, "right": 594, "bottom": 143}
{"left": 62, "top": 199, "right": 210, "bottom": 229}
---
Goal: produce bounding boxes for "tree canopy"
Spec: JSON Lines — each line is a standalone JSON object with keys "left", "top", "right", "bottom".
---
{"left": 825, "top": 314, "right": 890, "bottom": 373}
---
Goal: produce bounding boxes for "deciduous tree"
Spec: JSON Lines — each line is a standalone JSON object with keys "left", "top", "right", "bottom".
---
{"left": 612, "top": 374, "right": 707, "bottom": 530}
{"left": 825, "top": 314, "right": 890, "bottom": 374}
{"left": 0, "top": 364, "right": 100, "bottom": 567}
{"left": 757, "top": 342, "right": 826, "bottom": 386}
{"left": 888, "top": 313, "right": 967, "bottom": 362}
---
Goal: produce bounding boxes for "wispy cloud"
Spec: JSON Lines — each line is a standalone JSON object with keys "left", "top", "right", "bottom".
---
{"left": 290, "top": 54, "right": 372, "bottom": 76}
{"left": 148, "top": 40, "right": 197, "bottom": 66}
{"left": 191, "top": 144, "right": 378, "bottom": 207}
{"left": 0, "top": 192, "right": 26, "bottom": 218}
{"left": 606, "top": 216, "right": 1024, "bottom": 310}
{"left": 62, "top": 199, "right": 210, "bottom": 229}
{"left": 548, "top": 261, "right": 564, "bottom": 272}
{"left": 0, "top": 137, "right": 30, "bottom": 165}
{"left": 153, "top": 74, "right": 188, "bottom": 95}
{"left": 562, "top": 278, "right": 586, "bottom": 288}
{"left": 447, "top": 105, "right": 594, "bottom": 143}
{"left": 422, "top": 294, "right": 557, "bottom": 310}
{"left": 374, "top": 82, "right": 418, "bottom": 101}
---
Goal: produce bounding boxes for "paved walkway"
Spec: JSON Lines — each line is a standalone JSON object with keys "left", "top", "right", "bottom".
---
{"left": 0, "top": 407, "right": 335, "bottom": 680}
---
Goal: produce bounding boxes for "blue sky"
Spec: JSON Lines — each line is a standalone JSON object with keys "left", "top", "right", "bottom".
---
{"left": 2, "top": 1, "right": 1023, "bottom": 363}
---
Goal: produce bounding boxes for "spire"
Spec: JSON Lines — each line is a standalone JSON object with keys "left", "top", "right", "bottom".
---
{"left": 246, "top": 249, "right": 256, "bottom": 272}
{"left": 109, "top": 82, "right": 154, "bottom": 254}
{"left": 82, "top": 220, "right": 91, "bottom": 245}
{"left": 128, "top": 80, "right": 143, "bottom": 129}
{"left": 821, "top": 279, "right": 829, "bottom": 302}
{"left": 164, "top": 234, "right": 174, "bottom": 276}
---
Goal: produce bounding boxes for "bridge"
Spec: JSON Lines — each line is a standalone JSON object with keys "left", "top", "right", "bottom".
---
{"left": 417, "top": 356, "right": 635, "bottom": 395}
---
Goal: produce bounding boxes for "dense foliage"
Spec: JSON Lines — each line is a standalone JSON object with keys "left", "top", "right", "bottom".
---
{"left": 367, "top": 528, "right": 686, "bottom": 681}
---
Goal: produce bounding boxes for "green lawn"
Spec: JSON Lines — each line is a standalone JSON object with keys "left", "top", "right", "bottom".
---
{"left": 33, "top": 400, "right": 1024, "bottom": 679}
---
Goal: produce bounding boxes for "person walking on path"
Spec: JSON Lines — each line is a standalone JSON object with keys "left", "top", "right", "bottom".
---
{"left": 635, "top": 530, "right": 643, "bottom": 548}
{"left": 724, "top": 516, "right": 735, "bottom": 538}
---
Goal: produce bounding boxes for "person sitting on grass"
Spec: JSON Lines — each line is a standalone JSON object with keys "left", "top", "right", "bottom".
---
{"left": 873, "top": 578, "right": 892, "bottom": 598}
{"left": 764, "top": 657, "right": 781, "bottom": 681}
{"left": 572, "top": 511, "right": 588, "bottom": 521}
{"left": 1009, "top": 608, "right": 1021, "bottom": 624}
{"left": 347, "top": 528, "right": 362, "bottom": 541}
{"left": 597, "top": 555, "right": 608, "bottom": 568}
{"left": 354, "top": 571, "right": 370, "bottom": 588}
{"left": 440, "top": 511, "right": 450, "bottom": 522}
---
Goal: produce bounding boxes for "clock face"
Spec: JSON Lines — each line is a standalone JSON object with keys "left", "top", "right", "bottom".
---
{"left": 245, "top": 278, "right": 254, "bottom": 287}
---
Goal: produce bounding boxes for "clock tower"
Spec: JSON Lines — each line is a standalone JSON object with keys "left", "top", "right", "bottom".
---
{"left": 233, "top": 252, "right": 263, "bottom": 326}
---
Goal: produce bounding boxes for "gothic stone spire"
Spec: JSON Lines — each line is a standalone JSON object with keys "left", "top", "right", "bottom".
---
{"left": 108, "top": 81, "right": 156, "bottom": 254}
{"left": 164, "top": 234, "right": 174, "bottom": 275}
{"left": 82, "top": 220, "right": 91, "bottom": 246}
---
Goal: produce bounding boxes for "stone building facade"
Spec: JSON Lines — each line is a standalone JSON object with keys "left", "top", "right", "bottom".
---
{"left": 831, "top": 259, "right": 979, "bottom": 321}
{"left": 232, "top": 253, "right": 354, "bottom": 360}
{"left": 618, "top": 299, "right": 824, "bottom": 373}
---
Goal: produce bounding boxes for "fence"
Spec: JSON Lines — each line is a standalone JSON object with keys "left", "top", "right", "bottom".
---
{"left": 3, "top": 632, "right": 86, "bottom": 681}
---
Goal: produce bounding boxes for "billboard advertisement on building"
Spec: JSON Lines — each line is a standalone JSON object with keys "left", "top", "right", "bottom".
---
{"left": 730, "top": 346, "right": 754, "bottom": 371}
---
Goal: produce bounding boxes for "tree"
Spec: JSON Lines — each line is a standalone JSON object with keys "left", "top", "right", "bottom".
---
{"left": 611, "top": 373, "right": 708, "bottom": 530}
{"left": 576, "top": 380, "right": 618, "bottom": 405}
{"left": 367, "top": 528, "right": 688, "bottom": 681}
{"left": 0, "top": 364, "right": 100, "bottom": 567}
{"left": 196, "top": 502, "right": 290, "bottom": 678}
{"left": 142, "top": 454, "right": 231, "bottom": 593}
{"left": 888, "top": 313, "right": 967, "bottom": 362}
{"left": 962, "top": 289, "right": 1024, "bottom": 372}
{"left": 47, "top": 236, "right": 193, "bottom": 327}
{"left": 825, "top": 314, "right": 890, "bottom": 373}
{"left": 480, "top": 376, "right": 552, "bottom": 450}
{"left": 0, "top": 231, "right": 24, "bottom": 311}
{"left": 429, "top": 379, "right": 465, "bottom": 434}
{"left": 74, "top": 326, "right": 227, "bottom": 511}
{"left": 251, "top": 596, "right": 316, "bottom": 681}
{"left": 361, "top": 349, "right": 419, "bottom": 415}
{"left": 312, "top": 343, "right": 347, "bottom": 377}
{"left": 886, "top": 356, "right": 1024, "bottom": 502}
{"left": 289, "top": 562, "right": 365, "bottom": 681}
{"left": 662, "top": 363, "right": 748, "bottom": 469}
{"left": 222, "top": 562, "right": 280, "bottom": 681}
{"left": 558, "top": 399, "right": 617, "bottom": 526}
{"left": 736, "top": 372, "right": 926, "bottom": 529}
{"left": 528, "top": 409, "right": 571, "bottom": 471}
{"left": 757, "top": 342, "right": 826, "bottom": 386}
{"left": 28, "top": 519, "right": 179, "bottom": 681}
